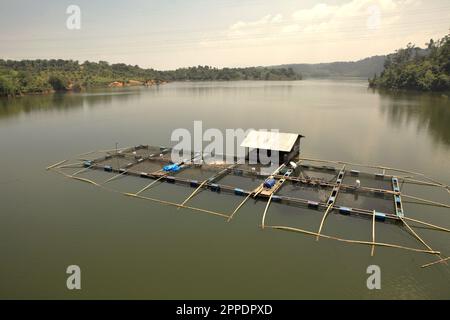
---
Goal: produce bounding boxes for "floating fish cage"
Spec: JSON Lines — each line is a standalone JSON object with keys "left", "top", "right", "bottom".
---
{"left": 47, "top": 144, "right": 450, "bottom": 268}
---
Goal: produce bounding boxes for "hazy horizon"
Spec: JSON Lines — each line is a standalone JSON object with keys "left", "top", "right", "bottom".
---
{"left": 1, "top": 0, "right": 449, "bottom": 69}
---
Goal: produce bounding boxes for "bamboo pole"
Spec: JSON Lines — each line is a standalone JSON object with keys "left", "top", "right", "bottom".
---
{"left": 46, "top": 159, "right": 67, "bottom": 170}
{"left": 177, "top": 163, "right": 235, "bottom": 210}
{"left": 269, "top": 191, "right": 404, "bottom": 222}
{"left": 300, "top": 157, "right": 391, "bottom": 172}
{"left": 99, "top": 146, "right": 133, "bottom": 154}
{"left": 316, "top": 203, "right": 333, "bottom": 241}
{"left": 400, "top": 217, "right": 446, "bottom": 263}
{"left": 402, "top": 216, "right": 450, "bottom": 233}
{"left": 275, "top": 191, "right": 450, "bottom": 230}
{"left": 51, "top": 168, "right": 73, "bottom": 178}
{"left": 228, "top": 193, "right": 252, "bottom": 222}
{"left": 278, "top": 174, "right": 397, "bottom": 196}
{"left": 53, "top": 166, "right": 135, "bottom": 197}
{"left": 316, "top": 166, "right": 345, "bottom": 241}
{"left": 419, "top": 175, "right": 449, "bottom": 189}
{"left": 56, "top": 162, "right": 83, "bottom": 169}
{"left": 297, "top": 157, "right": 340, "bottom": 165}
{"left": 401, "top": 194, "right": 450, "bottom": 209}
{"left": 135, "top": 175, "right": 166, "bottom": 195}
{"left": 53, "top": 168, "right": 118, "bottom": 194}
{"left": 401, "top": 218, "right": 434, "bottom": 251}
{"left": 261, "top": 194, "right": 274, "bottom": 229}
{"left": 76, "top": 150, "right": 98, "bottom": 157}
{"left": 102, "top": 170, "right": 128, "bottom": 184}
{"left": 124, "top": 192, "right": 229, "bottom": 219}
{"left": 393, "top": 169, "right": 449, "bottom": 190}
{"left": 402, "top": 200, "right": 439, "bottom": 206}
{"left": 404, "top": 198, "right": 450, "bottom": 209}
{"left": 252, "top": 184, "right": 265, "bottom": 198}
{"left": 235, "top": 165, "right": 425, "bottom": 201}
{"left": 70, "top": 175, "right": 100, "bottom": 187}
{"left": 377, "top": 166, "right": 423, "bottom": 176}
{"left": 50, "top": 166, "right": 95, "bottom": 186}
{"left": 343, "top": 182, "right": 394, "bottom": 195}
{"left": 401, "top": 177, "right": 444, "bottom": 187}
{"left": 273, "top": 163, "right": 286, "bottom": 175}
{"left": 298, "top": 156, "right": 449, "bottom": 188}
{"left": 265, "top": 225, "right": 440, "bottom": 255}
{"left": 178, "top": 180, "right": 207, "bottom": 208}
{"left": 421, "top": 256, "right": 450, "bottom": 268}
{"left": 371, "top": 210, "right": 376, "bottom": 256}
{"left": 71, "top": 165, "right": 93, "bottom": 177}
{"left": 262, "top": 156, "right": 450, "bottom": 194}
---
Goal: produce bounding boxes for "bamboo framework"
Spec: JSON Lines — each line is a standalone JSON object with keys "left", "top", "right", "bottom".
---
{"left": 47, "top": 144, "right": 450, "bottom": 268}
{"left": 371, "top": 210, "right": 376, "bottom": 256}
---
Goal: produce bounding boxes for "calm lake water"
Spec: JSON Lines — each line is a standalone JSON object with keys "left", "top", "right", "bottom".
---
{"left": 0, "top": 79, "right": 449, "bottom": 299}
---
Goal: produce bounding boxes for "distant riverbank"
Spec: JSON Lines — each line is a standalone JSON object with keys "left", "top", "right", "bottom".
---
{"left": 0, "top": 60, "right": 301, "bottom": 97}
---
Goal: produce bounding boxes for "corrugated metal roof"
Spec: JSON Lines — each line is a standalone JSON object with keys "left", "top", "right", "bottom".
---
{"left": 240, "top": 130, "right": 302, "bottom": 152}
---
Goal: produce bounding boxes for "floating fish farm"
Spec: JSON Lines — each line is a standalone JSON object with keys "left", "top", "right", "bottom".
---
{"left": 47, "top": 132, "right": 450, "bottom": 269}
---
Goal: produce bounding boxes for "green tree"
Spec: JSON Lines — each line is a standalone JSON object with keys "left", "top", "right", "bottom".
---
{"left": 0, "top": 75, "right": 16, "bottom": 96}
{"left": 369, "top": 32, "right": 450, "bottom": 91}
{"left": 48, "top": 74, "right": 69, "bottom": 91}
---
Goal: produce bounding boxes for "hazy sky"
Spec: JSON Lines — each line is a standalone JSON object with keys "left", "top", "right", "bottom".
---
{"left": 1, "top": 0, "right": 449, "bottom": 69}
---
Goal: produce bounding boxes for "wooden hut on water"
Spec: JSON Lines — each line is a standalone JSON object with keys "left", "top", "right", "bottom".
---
{"left": 240, "top": 130, "right": 304, "bottom": 164}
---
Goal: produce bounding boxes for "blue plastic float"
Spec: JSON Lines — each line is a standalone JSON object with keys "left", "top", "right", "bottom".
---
{"left": 163, "top": 163, "right": 181, "bottom": 172}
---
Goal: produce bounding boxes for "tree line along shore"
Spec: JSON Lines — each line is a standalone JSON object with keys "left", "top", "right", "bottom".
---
{"left": 0, "top": 62, "right": 301, "bottom": 97}
{"left": 1, "top": 32, "right": 449, "bottom": 97}
{"left": 369, "top": 32, "right": 450, "bottom": 92}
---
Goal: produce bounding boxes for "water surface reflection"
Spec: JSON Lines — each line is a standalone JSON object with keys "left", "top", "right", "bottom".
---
{"left": 378, "top": 90, "right": 450, "bottom": 146}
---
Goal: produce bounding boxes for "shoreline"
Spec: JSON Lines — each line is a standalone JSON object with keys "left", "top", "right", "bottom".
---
{"left": 0, "top": 60, "right": 302, "bottom": 98}
{"left": 0, "top": 80, "right": 169, "bottom": 98}
{"left": 2, "top": 77, "right": 450, "bottom": 99}
{"left": 1, "top": 78, "right": 307, "bottom": 98}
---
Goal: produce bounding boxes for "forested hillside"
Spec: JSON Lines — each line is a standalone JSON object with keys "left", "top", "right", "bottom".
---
{"left": 369, "top": 33, "right": 450, "bottom": 91}
{"left": 0, "top": 61, "right": 301, "bottom": 97}
{"left": 273, "top": 55, "right": 386, "bottom": 78}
